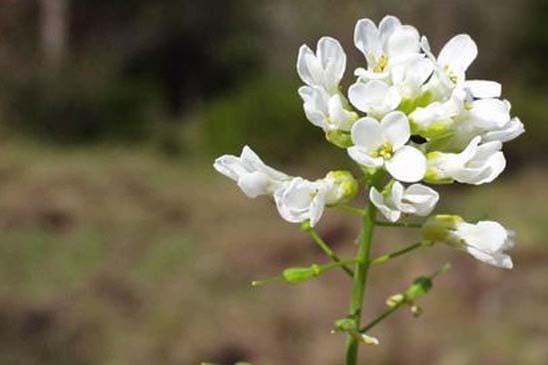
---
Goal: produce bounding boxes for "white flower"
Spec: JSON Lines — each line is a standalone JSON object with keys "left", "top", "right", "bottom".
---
{"left": 298, "top": 86, "right": 357, "bottom": 132}
{"left": 370, "top": 181, "right": 439, "bottom": 222}
{"left": 347, "top": 111, "right": 427, "bottom": 182}
{"left": 453, "top": 221, "right": 515, "bottom": 269}
{"left": 426, "top": 136, "right": 506, "bottom": 185}
{"left": 353, "top": 15, "right": 421, "bottom": 81}
{"left": 390, "top": 56, "right": 434, "bottom": 100}
{"left": 213, "top": 146, "right": 290, "bottom": 198}
{"left": 454, "top": 89, "right": 511, "bottom": 130}
{"left": 422, "top": 34, "right": 478, "bottom": 91}
{"left": 297, "top": 37, "right": 346, "bottom": 93}
{"left": 348, "top": 80, "right": 401, "bottom": 117}
{"left": 423, "top": 215, "right": 514, "bottom": 269}
{"left": 274, "top": 177, "right": 330, "bottom": 227}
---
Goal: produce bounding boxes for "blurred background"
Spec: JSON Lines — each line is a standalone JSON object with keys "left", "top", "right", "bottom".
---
{"left": 0, "top": 0, "right": 546, "bottom": 364}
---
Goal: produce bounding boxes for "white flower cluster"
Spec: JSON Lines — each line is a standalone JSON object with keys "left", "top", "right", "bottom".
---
{"left": 214, "top": 15, "right": 523, "bottom": 269}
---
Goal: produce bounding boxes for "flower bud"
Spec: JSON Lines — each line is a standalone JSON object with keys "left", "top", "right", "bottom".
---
{"left": 282, "top": 264, "right": 321, "bottom": 284}
{"left": 410, "top": 305, "right": 423, "bottom": 318}
{"left": 333, "top": 318, "right": 357, "bottom": 333}
{"left": 386, "top": 293, "right": 405, "bottom": 308}
{"left": 324, "top": 170, "right": 359, "bottom": 204}
{"left": 360, "top": 334, "right": 380, "bottom": 346}
{"left": 421, "top": 214, "right": 463, "bottom": 242}
{"left": 404, "top": 276, "right": 433, "bottom": 302}
{"left": 326, "top": 130, "right": 353, "bottom": 148}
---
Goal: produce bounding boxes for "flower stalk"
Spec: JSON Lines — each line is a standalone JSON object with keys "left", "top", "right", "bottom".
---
{"left": 345, "top": 203, "right": 377, "bottom": 365}
{"left": 302, "top": 222, "right": 354, "bottom": 276}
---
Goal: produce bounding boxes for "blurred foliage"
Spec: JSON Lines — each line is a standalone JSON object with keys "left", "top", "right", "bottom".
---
{"left": 6, "top": 73, "right": 160, "bottom": 143}
{"left": 197, "top": 76, "right": 325, "bottom": 163}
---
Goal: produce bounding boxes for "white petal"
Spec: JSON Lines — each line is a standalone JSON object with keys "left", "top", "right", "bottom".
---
{"left": 438, "top": 34, "right": 478, "bottom": 78}
{"left": 299, "top": 86, "right": 329, "bottom": 129}
{"left": 466, "top": 247, "right": 513, "bottom": 269}
{"left": 469, "top": 98, "right": 511, "bottom": 129}
{"left": 297, "top": 44, "right": 317, "bottom": 86}
{"left": 348, "top": 80, "right": 401, "bottom": 115}
{"left": 351, "top": 117, "right": 383, "bottom": 150}
{"left": 347, "top": 146, "right": 384, "bottom": 168}
{"left": 378, "top": 15, "right": 401, "bottom": 46}
{"left": 386, "top": 25, "right": 420, "bottom": 58}
{"left": 213, "top": 155, "right": 245, "bottom": 181}
{"left": 463, "top": 80, "right": 502, "bottom": 98}
{"left": 385, "top": 146, "right": 426, "bottom": 182}
{"left": 370, "top": 186, "right": 401, "bottom": 222}
{"left": 456, "top": 221, "right": 514, "bottom": 269}
{"left": 241, "top": 146, "right": 289, "bottom": 182}
{"left": 309, "top": 189, "right": 327, "bottom": 227}
{"left": 354, "top": 18, "right": 381, "bottom": 59}
{"left": 380, "top": 111, "right": 410, "bottom": 150}
{"left": 471, "top": 151, "right": 506, "bottom": 185}
{"left": 482, "top": 117, "right": 525, "bottom": 143}
{"left": 420, "top": 35, "right": 435, "bottom": 60}
{"left": 328, "top": 94, "right": 356, "bottom": 131}
{"left": 237, "top": 171, "right": 273, "bottom": 198}
{"left": 317, "top": 37, "right": 346, "bottom": 88}
{"left": 402, "top": 184, "right": 439, "bottom": 216}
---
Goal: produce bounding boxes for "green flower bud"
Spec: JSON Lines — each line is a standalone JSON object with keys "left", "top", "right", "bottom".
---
{"left": 404, "top": 277, "right": 432, "bottom": 301}
{"left": 421, "top": 214, "right": 463, "bottom": 242}
{"left": 326, "top": 130, "right": 353, "bottom": 148}
{"left": 334, "top": 318, "right": 357, "bottom": 333}
{"left": 325, "top": 170, "right": 359, "bottom": 204}
{"left": 282, "top": 264, "right": 321, "bottom": 284}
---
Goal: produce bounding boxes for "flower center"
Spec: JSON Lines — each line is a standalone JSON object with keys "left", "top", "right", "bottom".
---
{"left": 373, "top": 53, "right": 389, "bottom": 73}
{"left": 372, "top": 143, "right": 394, "bottom": 159}
{"left": 442, "top": 65, "right": 459, "bottom": 84}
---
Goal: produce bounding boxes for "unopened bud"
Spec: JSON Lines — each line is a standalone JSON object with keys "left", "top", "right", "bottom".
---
{"left": 325, "top": 170, "right": 359, "bottom": 204}
{"left": 282, "top": 264, "right": 321, "bottom": 284}
{"left": 404, "top": 277, "right": 432, "bottom": 301}
{"left": 326, "top": 130, "right": 353, "bottom": 148}
{"left": 386, "top": 293, "right": 405, "bottom": 308}
{"left": 410, "top": 305, "right": 423, "bottom": 318}
{"left": 334, "top": 318, "right": 357, "bottom": 333}
{"left": 360, "top": 334, "right": 380, "bottom": 346}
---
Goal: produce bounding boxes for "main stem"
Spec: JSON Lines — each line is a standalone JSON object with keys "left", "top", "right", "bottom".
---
{"left": 345, "top": 204, "right": 376, "bottom": 365}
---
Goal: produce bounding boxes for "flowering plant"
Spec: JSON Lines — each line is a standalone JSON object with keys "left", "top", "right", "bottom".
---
{"left": 213, "top": 15, "right": 523, "bottom": 365}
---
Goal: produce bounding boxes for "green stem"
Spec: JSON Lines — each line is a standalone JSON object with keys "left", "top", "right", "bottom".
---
{"left": 360, "top": 303, "right": 403, "bottom": 333}
{"left": 374, "top": 221, "right": 423, "bottom": 228}
{"left": 360, "top": 263, "right": 451, "bottom": 333}
{"left": 251, "top": 259, "right": 357, "bottom": 287}
{"left": 345, "top": 204, "right": 377, "bottom": 365}
{"left": 370, "top": 241, "right": 430, "bottom": 266}
{"left": 335, "top": 204, "right": 366, "bottom": 216}
{"left": 305, "top": 226, "right": 354, "bottom": 277}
